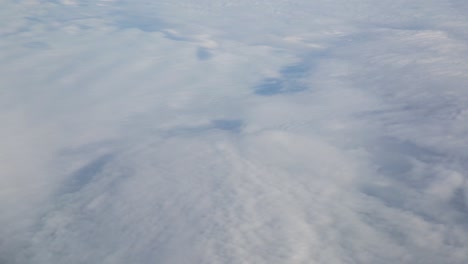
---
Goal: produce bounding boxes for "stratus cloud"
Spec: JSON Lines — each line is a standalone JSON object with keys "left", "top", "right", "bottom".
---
{"left": 1, "top": 0, "right": 468, "bottom": 263}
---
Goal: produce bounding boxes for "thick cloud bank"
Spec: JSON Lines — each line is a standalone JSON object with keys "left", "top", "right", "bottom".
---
{"left": 1, "top": 0, "right": 468, "bottom": 263}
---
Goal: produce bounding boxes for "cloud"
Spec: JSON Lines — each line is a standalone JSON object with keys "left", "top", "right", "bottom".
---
{"left": 1, "top": 0, "right": 468, "bottom": 263}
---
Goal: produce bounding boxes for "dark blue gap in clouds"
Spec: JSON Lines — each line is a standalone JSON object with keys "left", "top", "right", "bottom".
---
{"left": 254, "top": 78, "right": 285, "bottom": 95}
{"left": 162, "top": 30, "right": 192, "bottom": 42}
{"left": 255, "top": 31, "right": 379, "bottom": 97}
{"left": 254, "top": 52, "right": 327, "bottom": 96}
{"left": 160, "top": 119, "right": 244, "bottom": 137}
{"left": 280, "top": 63, "right": 310, "bottom": 79}
{"left": 196, "top": 47, "right": 212, "bottom": 60}
{"left": 211, "top": 119, "right": 243, "bottom": 132}
{"left": 115, "top": 12, "right": 195, "bottom": 42}
{"left": 60, "top": 154, "right": 113, "bottom": 194}
{"left": 254, "top": 75, "right": 308, "bottom": 96}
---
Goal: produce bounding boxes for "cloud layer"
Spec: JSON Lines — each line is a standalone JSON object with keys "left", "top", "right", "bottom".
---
{"left": 1, "top": 0, "right": 468, "bottom": 263}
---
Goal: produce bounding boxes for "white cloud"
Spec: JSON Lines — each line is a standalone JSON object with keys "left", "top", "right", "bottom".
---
{"left": 1, "top": 0, "right": 468, "bottom": 263}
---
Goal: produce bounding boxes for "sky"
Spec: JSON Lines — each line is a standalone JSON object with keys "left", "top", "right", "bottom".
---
{"left": 1, "top": 0, "right": 468, "bottom": 263}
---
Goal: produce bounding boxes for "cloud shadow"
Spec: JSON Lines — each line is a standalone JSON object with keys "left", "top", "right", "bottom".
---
{"left": 60, "top": 154, "right": 113, "bottom": 194}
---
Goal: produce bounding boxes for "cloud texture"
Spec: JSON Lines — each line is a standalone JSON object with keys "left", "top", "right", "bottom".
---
{"left": 1, "top": 0, "right": 468, "bottom": 263}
